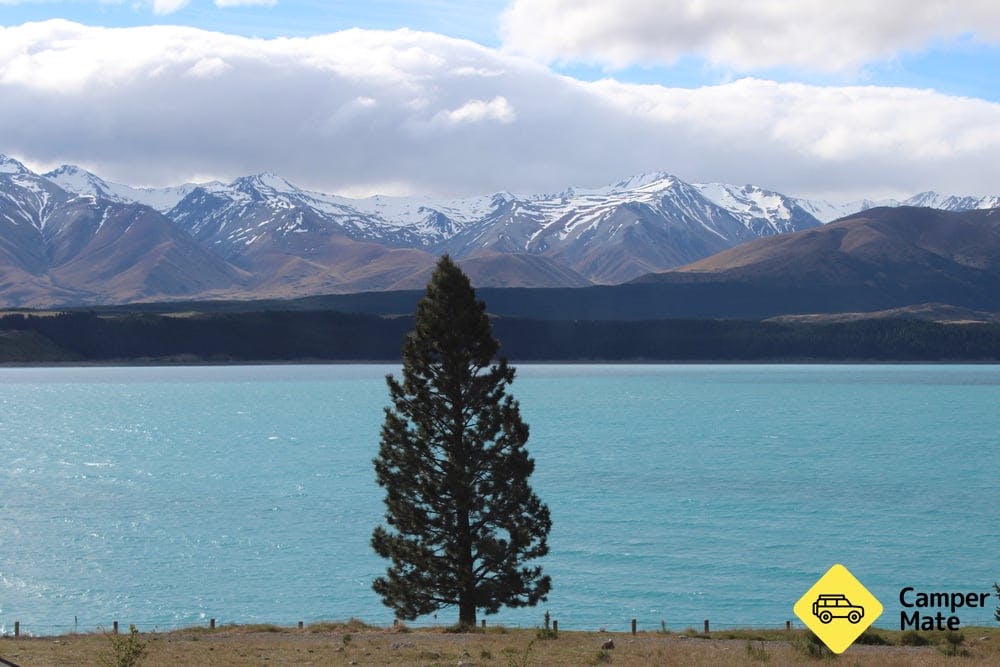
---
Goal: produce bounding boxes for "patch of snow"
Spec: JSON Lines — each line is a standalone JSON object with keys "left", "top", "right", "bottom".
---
{"left": 693, "top": 182, "right": 795, "bottom": 227}
{"left": 793, "top": 197, "right": 901, "bottom": 223}
{"left": 44, "top": 164, "right": 198, "bottom": 213}
{"left": 0, "top": 155, "right": 29, "bottom": 175}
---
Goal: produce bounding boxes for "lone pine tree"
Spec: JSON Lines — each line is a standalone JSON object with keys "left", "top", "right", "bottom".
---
{"left": 371, "top": 255, "right": 551, "bottom": 628}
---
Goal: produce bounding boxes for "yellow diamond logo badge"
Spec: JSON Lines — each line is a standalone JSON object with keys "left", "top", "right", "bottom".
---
{"left": 793, "top": 564, "right": 883, "bottom": 654}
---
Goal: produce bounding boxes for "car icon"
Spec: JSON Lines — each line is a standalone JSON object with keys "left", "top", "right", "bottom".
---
{"left": 812, "top": 594, "right": 865, "bottom": 624}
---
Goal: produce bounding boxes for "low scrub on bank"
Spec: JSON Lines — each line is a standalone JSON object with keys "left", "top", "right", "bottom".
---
{"left": 1, "top": 623, "right": 998, "bottom": 666}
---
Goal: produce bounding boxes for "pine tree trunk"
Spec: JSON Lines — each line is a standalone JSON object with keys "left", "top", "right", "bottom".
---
{"left": 459, "top": 597, "right": 476, "bottom": 629}
{"left": 457, "top": 505, "right": 477, "bottom": 629}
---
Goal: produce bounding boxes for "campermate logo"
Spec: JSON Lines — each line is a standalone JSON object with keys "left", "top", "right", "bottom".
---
{"left": 898, "top": 587, "right": 993, "bottom": 630}
{"left": 794, "top": 564, "right": 884, "bottom": 654}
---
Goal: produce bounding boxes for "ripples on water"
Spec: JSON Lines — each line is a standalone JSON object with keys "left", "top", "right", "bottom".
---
{"left": 0, "top": 364, "right": 997, "bottom": 634}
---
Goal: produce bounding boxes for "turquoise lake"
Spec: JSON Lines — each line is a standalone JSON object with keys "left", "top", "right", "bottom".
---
{"left": 0, "top": 364, "right": 997, "bottom": 635}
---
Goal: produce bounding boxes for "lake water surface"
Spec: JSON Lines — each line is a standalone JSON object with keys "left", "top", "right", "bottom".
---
{"left": 1, "top": 364, "right": 997, "bottom": 634}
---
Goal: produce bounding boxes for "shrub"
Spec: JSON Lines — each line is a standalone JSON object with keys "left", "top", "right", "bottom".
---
{"left": 899, "top": 630, "right": 929, "bottom": 646}
{"left": 100, "top": 626, "right": 148, "bottom": 667}
{"left": 790, "top": 631, "right": 835, "bottom": 660}
{"left": 854, "top": 629, "right": 889, "bottom": 645}
{"left": 505, "top": 639, "right": 536, "bottom": 667}
{"left": 591, "top": 648, "right": 613, "bottom": 664}
{"left": 939, "top": 630, "right": 970, "bottom": 657}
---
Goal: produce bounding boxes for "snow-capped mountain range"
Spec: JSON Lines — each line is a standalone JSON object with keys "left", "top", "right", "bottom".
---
{"left": 1, "top": 152, "right": 998, "bottom": 306}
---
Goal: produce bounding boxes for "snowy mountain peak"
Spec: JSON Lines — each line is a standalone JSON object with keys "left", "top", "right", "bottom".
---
{"left": 42, "top": 164, "right": 198, "bottom": 213}
{"left": 695, "top": 182, "right": 793, "bottom": 220}
{"left": 235, "top": 172, "right": 299, "bottom": 195}
{"left": 904, "top": 191, "right": 943, "bottom": 207}
{"left": 0, "top": 154, "right": 31, "bottom": 175}
{"left": 793, "top": 190, "right": 1000, "bottom": 223}
{"left": 900, "top": 191, "right": 1000, "bottom": 211}
{"left": 692, "top": 181, "right": 823, "bottom": 236}
{"left": 592, "top": 171, "right": 677, "bottom": 194}
{"left": 557, "top": 172, "right": 678, "bottom": 199}
{"left": 44, "top": 164, "right": 116, "bottom": 200}
{"left": 46, "top": 164, "right": 90, "bottom": 178}
{"left": 608, "top": 171, "right": 677, "bottom": 193}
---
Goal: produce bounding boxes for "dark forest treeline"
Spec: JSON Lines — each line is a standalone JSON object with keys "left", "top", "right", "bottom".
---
{"left": 2, "top": 310, "right": 1000, "bottom": 362}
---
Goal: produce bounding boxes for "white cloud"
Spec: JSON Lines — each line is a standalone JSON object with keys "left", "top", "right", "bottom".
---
{"left": 2, "top": 21, "right": 999, "bottom": 201}
{"left": 186, "top": 56, "right": 232, "bottom": 78}
{"left": 214, "top": 0, "right": 277, "bottom": 7}
{"left": 501, "top": 0, "right": 1000, "bottom": 72}
{"left": 152, "top": 0, "right": 189, "bottom": 16}
{"left": 436, "top": 96, "right": 516, "bottom": 125}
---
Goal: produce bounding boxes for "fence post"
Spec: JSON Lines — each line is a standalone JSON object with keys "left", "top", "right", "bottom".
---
{"left": 703, "top": 619, "right": 709, "bottom": 634}
{"left": 786, "top": 620, "right": 791, "bottom": 631}
{"left": 552, "top": 619, "right": 558, "bottom": 637}
{"left": 481, "top": 619, "right": 486, "bottom": 628}
{"left": 14, "top": 621, "right": 19, "bottom": 638}
{"left": 298, "top": 621, "right": 304, "bottom": 630}
{"left": 210, "top": 618, "right": 216, "bottom": 630}
{"left": 113, "top": 621, "right": 119, "bottom": 635}
{"left": 631, "top": 618, "right": 637, "bottom": 635}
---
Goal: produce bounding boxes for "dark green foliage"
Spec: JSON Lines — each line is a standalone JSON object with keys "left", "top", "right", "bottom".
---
{"left": 100, "top": 625, "right": 147, "bottom": 667}
{"left": 854, "top": 629, "right": 888, "bottom": 645}
{"left": 994, "top": 582, "right": 999, "bottom": 623}
{"left": 4, "top": 309, "right": 1000, "bottom": 362}
{"left": 535, "top": 627, "right": 558, "bottom": 640}
{"left": 899, "top": 630, "right": 930, "bottom": 646}
{"left": 790, "top": 631, "right": 835, "bottom": 659}
{"left": 939, "top": 630, "right": 969, "bottom": 657}
{"left": 0, "top": 310, "right": 411, "bottom": 361}
{"left": 371, "top": 256, "right": 551, "bottom": 629}
{"left": 592, "top": 648, "right": 613, "bottom": 664}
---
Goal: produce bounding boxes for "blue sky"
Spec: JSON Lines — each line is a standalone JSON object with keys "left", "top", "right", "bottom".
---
{"left": 0, "top": 1, "right": 509, "bottom": 43}
{"left": 2, "top": 1, "right": 999, "bottom": 199}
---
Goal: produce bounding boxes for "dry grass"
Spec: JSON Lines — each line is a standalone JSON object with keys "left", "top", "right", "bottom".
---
{"left": 1, "top": 624, "right": 997, "bottom": 666}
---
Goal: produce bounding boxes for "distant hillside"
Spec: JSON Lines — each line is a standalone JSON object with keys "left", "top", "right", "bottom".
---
{"left": 632, "top": 206, "right": 1000, "bottom": 317}
{"left": 3, "top": 309, "right": 1000, "bottom": 363}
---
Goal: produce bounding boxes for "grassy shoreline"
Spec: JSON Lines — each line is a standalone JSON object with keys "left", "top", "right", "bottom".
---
{"left": 2, "top": 621, "right": 997, "bottom": 666}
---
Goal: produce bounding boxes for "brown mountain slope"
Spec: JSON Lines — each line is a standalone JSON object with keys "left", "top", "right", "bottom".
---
{"left": 630, "top": 206, "right": 1000, "bottom": 316}
{"left": 388, "top": 252, "right": 592, "bottom": 290}
{"left": 42, "top": 201, "right": 251, "bottom": 305}
{"left": 668, "top": 206, "right": 1000, "bottom": 282}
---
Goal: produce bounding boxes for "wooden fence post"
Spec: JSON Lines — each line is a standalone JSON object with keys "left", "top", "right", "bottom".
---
{"left": 210, "top": 618, "right": 216, "bottom": 630}
{"left": 113, "top": 621, "right": 119, "bottom": 634}
{"left": 552, "top": 619, "right": 558, "bottom": 637}
{"left": 13, "top": 621, "right": 19, "bottom": 638}
{"left": 703, "top": 619, "right": 709, "bottom": 634}
{"left": 298, "top": 621, "right": 304, "bottom": 630}
{"left": 631, "top": 618, "right": 637, "bottom": 635}
{"left": 481, "top": 619, "right": 486, "bottom": 628}
{"left": 786, "top": 620, "right": 791, "bottom": 631}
